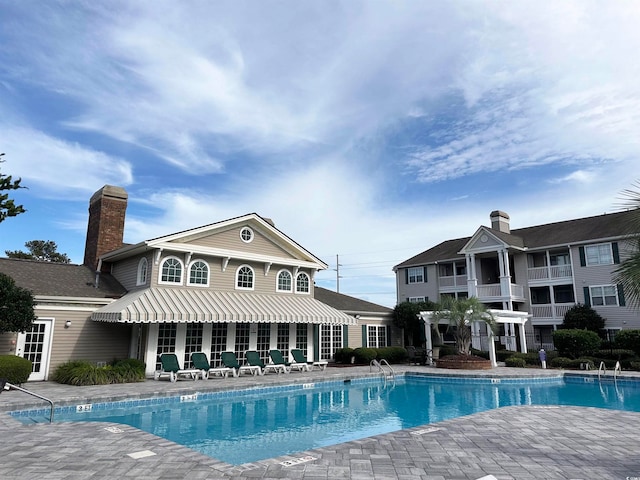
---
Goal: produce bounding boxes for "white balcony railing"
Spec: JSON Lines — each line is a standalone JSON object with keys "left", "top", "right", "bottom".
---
{"left": 476, "top": 283, "right": 525, "bottom": 300}
{"left": 531, "top": 303, "right": 575, "bottom": 319}
{"left": 527, "top": 265, "right": 573, "bottom": 281}
{"left": 438, "top": 274, "right": 468, "bottom": 288}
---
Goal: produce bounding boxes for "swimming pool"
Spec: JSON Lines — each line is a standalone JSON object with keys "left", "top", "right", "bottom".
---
{"left": 10, "top": 374, "right": 640, "bottom": 465}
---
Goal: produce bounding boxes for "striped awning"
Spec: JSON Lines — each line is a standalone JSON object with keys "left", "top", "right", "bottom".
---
{"left": 91, "top": 288, "right": 357, "bottom": 325}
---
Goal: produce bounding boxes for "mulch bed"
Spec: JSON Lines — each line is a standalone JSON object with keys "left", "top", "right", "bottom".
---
{"left": 436, "top": 354, "right": 492, "bottom": 370}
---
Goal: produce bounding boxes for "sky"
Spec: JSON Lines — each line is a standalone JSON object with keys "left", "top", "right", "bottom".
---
{"left": 1, "top": 1, "right": 639, "bottom": 308}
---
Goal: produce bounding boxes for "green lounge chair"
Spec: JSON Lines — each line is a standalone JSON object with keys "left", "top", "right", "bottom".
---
{"left": 246, "top": 350, "right": 287, "bottom": 374}
{"left": 190, "top": 352, "right": 233, "bottom": 379}
{"left": 154, "top": 353, "right": 200, "bottom": 382}
{"left": 220, "top": 351, "right": 257, "bottom": 376}
{"left": 291, "top": 348, "right": 328, "bottom": 371}
{"left": 270, "top": 349, "right": 307, "bottom": 372}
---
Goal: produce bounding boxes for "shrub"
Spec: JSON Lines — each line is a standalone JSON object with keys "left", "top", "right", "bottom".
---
{"left": 553, "top": 329, "right": 601, "bottom": 359}
{"left": 376, "top": 347, "right": 408, "bottom": 364}
{"left": 497, "top": 350, "right": 517, "bottom": 362}
{"left": 353, "top": 347, "right": 377, "bottom": 364}
{"left": 438, "top": 345, "right": 457, "bottom": 357}
{"left": 0, "top": 355, "right": 32, "bottom": 385}
{"left": 505, "top": 357, "right": 526, "bottom": 368}
{"left": 334, "top": 348, "right": 354, "bottom": 363}
{"left": 630, "top": 362, "right": 640, "bottom": 371}
{"left": 561, "top": 304, "right": 605, "bottom": 332}
{"left": 614, "top": 330, "right": 640, "bottom": 356}
{"left": 470, "top": 349, "right": 490, "bottom": 359}
{"left": 595, "top": 349, "right": 638, "bottom": 360}
{"left": 53, "top": 359, "right": 146, "bottom": 386}
{"left": 550, "top": 356, "right": 573, "bottom": 368}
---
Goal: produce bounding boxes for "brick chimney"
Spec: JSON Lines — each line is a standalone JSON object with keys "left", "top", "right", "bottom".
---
{"left": 83, "top": 185, "right": 128, "bottom": 271}
{"left": 490, "top": 210, "right": 510, "bottom": 233}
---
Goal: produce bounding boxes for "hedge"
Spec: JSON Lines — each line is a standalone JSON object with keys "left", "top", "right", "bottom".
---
{"left": 53, "top": 359, "right": 146, "bottom": 386}
{"left": 0, "top": 355, "right": 32, "bottom": 385}
{"left": 614, "top": 330, "right": 640, "bottom": 356}
{"left": 353, "top": 347, "right": 378, "bottom": 364}
{"left": 505, "top": 357, "right": 526, "bottom": 368}
{"left": 552, "top": 329, "right": 601, "bottom": 359}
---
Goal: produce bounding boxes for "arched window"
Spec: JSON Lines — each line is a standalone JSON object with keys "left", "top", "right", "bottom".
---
{"left": 240, "top": 226, "right": 254, "bottom": 243}
{"left": 188, "top": 260, "right": 209, "bottom": 286}
{"left": 137, "top": 257, "right": 148, "bottom": 286}
{"left": 160, "top": 257, "right": 183, "bottom": 284}
{"left": 296, "top": 272, "right": 310, "bottom": 293}
{"left": 277, "top": 270, "right": 292, "bottom": 292}
{"left": 236, "top": 265, "right": 254, "bottom": 289}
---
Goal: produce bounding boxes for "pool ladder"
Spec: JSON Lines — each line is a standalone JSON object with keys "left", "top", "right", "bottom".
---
{"left": 597, "top": 361, "right": 622, "bottom": 383}
{"left": 0, "top": 380, "right": 55, "bottom": 423}
{"left": 370, "top": 359, "right": 396, "bottom": 382}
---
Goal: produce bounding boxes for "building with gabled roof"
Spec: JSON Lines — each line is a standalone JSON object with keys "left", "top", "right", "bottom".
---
{"left": 394, "top": 209, "right": 639, "bottom": 353}
{"left": 0, "top": 185, "right": 361, "bottom": 380}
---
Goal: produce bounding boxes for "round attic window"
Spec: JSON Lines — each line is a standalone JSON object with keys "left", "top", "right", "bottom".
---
{"left": 240, "top": 226, "right": 254, "bottom": 243}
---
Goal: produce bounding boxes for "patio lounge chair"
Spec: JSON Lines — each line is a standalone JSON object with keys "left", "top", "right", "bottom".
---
{"left": 154, "top": 353, "right": 200, "bottom": 382}
{"left": 246, "top": 350, "right": 287, "bottom": 374}
{"left": 270, "top": 349, "right": 308, "bottom": 372}
{"left": 291, "top": 348, "right": 328, "bottom": 371}
{"left": 220, "top": 351, "right": 258, "bottom": 376}
{"left": 190, "top": 352, "right": 233, "bottom": 379}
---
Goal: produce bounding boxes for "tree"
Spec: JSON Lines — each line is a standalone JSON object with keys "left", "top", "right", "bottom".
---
{"left": 561, "top": 304, "right": 605, "bottom": 333}
{"left": 6, "top": 240, "right": 71, "bottom": 263}
{"left": 0, "top": 153, "right": 26, "bottom": 223}
{"left": 614, "top": 180, "right": 640, "bottom": 308}
{"left": 431, "top": 296, "right": 495, "bottom": 356}
{"left": 0, "top": 273, "right": 36, "bottom": 334}
{"left": 392, "top": 300, "right": 435, "bottom": 346}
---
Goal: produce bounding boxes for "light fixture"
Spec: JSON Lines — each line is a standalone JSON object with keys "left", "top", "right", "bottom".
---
{"left": 65, "top": 320, "right": 72, "bottom": 328}
{"left": 354, "top": 314, "right": 361, "bottom": 320}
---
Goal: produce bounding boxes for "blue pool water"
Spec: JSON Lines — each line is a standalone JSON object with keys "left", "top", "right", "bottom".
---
{"left": 11, "top": 375, "right": 640, "bottom": 465}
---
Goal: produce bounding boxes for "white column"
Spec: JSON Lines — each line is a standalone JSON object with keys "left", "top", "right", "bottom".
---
{"left": 144, "top": 323, "right": 159, "bottom": 377}
{"left": 487, "top": 322, "right": 497, "bottom": 367}
{"left": 423, "top": 315, "right": 433, "bottom": 365}
{"left": 467, "top": 253, "right": 478, "bottom": 297}
{"left": 518, "top": 322, "right": 528, "bottom": 353}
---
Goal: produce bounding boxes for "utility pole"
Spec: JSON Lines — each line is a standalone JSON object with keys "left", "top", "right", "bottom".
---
{"left": 334, "top": 254, "right": 342, "bottom": 293}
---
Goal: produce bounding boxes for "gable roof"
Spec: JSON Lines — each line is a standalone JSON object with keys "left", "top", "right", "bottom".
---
{"left": 394, "top": 209, "right": 638, "bottom": 269}
{"left": 100, "top": 212, "right": 328, "bottom": 270}
{"left": 0, "top": 258, "right": 126, "bottom": 298}
{"left": 314, "top": 286, "right": 392, "bottom": 315}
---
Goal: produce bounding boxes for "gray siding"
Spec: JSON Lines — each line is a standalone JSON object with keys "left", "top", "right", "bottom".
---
{"left": 35, "top": 308, "right": 131, "bottom": 378}
{"left": 111, "top": 253, "right": 148, "bottom": 290}
{"left": 395, "top": 265, "right": 438, "bottom": 303}
{"left": 180, "top": 225, "right": 295, "bottom": 259}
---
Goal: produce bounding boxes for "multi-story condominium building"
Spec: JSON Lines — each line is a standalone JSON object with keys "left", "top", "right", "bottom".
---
{"left": 394, "top": 210, "right": 639, "bottom": 350}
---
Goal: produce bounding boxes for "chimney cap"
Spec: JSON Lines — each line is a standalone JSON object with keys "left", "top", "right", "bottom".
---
{"left": 490, "top": 210, "right": 509, "bottom": 219}
{"left": 90, "top": 185, "right": 128, "bottom": 205}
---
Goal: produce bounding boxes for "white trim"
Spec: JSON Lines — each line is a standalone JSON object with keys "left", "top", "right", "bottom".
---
{"left": 158, "top": 255, "right": 184, "bottom": 285}
{"left": 235, "top": 264, "right": 255, "bottom": 290}
{"left": 34, "top": 295, "right": 113, "bottom": 306}
{"left": 16, "top": 317, "right": 54, "bottom": 381}
{"left": 295, "top": 271, "right": 311, "bottom": 294}
{"left": 186, "top": 258, "right": 210, "bottom": 287}
{"left": 276, "top": 269, "right": 293, "bottom": 293}
{"left": 240, "top": 226, "right": 254, "bottom": 243}
{"left": 585, "top": 243, "right": 614, "bottom": 266}
{"left": 137, "top": 257, "right": 148, "bottom": 286}
{"left": 588, "top": 284, "right": 619, "bottom": 307}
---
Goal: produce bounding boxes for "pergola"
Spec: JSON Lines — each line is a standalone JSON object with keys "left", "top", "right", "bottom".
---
{"left": 418, "top": 309, "right": 531, "bottom": 367}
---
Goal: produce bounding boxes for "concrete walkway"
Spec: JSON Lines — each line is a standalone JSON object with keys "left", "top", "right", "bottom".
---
{"left": 1, "top": 366, "right": 639, "bottom": 480}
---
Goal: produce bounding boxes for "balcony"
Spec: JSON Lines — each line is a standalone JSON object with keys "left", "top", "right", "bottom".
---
{"left": 438, "top": 274, "right": 468, "bottom": 290}
{"left": 476, "top": 283, "right": 525, "bottom": 302}
{"left": 527, "top": 265, "right": 573, "bottom": 283}
{"left": 531, "top": 303, "right": 574, "bottom": 320}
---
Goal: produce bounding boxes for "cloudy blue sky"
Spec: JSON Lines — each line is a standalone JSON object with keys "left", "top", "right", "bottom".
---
{"left": 1, "top": 1, "right": 639, "bottom": 307}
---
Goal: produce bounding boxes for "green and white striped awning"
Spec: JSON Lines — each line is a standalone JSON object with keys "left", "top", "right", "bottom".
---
{"left": 91, "top": 288, "right": 356, "bottom": 325}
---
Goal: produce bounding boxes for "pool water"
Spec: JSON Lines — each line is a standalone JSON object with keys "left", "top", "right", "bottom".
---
{"left": 12, "top": 375, "right": 640, "bottom": 465}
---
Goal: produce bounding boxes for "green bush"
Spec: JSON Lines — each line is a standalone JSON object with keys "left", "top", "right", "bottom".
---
{"left": 353, "top": 347, "right": 377, "bottom": 364}
{"left": 0, "top": 355, "right": 32, "bottom": 385}
{"left": 53, "top": 359, "right": 146, "bottom": 386}
{"left": 553, "top": 329, "right": 601, "bottom": 359}
{"left": 376, "top": 346, "right": 408, "bottom": 364}
{"left": 630, "top": 361, "right": 640, "bottom": 371}
{"left": 497, "top": 350, "right": 517, "bottom": 362}
{"left": 438, "top": 345, "right": 457, "bottom": 357}
{"left": 470, "top": 349, "right": 490, "bottom": 359}
{"left": 614, "top": 330, "right": 640, "bottom": 356}
{"left": 550, "top": 356, "right": 573, "bottom": 368}
{"left": 595, "top": 349, "right": 638, "bottom": 360}
{"left": 505, "top": 357, "right": 526, "bottom": 368}
{"left": 334, "top": 347, "right": 354, "bottom": 363}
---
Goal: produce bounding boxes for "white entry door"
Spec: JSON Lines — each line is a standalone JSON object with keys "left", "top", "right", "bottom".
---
{"left": 16, "top": 319, "right": 53, "bottom": 381}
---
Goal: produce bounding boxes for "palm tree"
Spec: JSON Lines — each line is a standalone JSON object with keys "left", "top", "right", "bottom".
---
{"left": 431, "top": 296, "right": 496, "bottom": 356}
{"left": 614, "top": 180, "right": 640, "bottom": 308}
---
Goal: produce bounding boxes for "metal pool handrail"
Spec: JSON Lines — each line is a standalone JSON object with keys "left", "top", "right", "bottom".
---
{"left": 0, "top": 379, "right": 55, "bottom": 423}
{"left": 597, "top": 361, "right": 607, "bottom": 382}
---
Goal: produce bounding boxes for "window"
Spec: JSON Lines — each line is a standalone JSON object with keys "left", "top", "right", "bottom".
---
{"left": 320, "top": 324, "right": 342, "bottom": 360}
{"left": 188, "top": 260, "right": 209, "bottom": 286}
{"left": 155, "top": 323, "right": 176, "bottom": 370}
{"left": 296, "top": 272, "right": 310, "bottom": 293}
{"left": 240, "top": 226, "right": 254, "bottom": 243}
{"left": 455, "top": 263, "right": 466, "bottom": 276}
{"left": 589, "top": 285, "right": 618, "bottom": 306}
{"left": 277, "top": 270, "right": 292, "bottom": 292}
{"left": 136, "top": 257, "right": 148, "bottom": 286}
{"left": 210, "top": 324, "right": 228, "bottom": 368}
{"left": 236, "top": 265, "right": 254, "bottom": 289}
{"left": 438, "top": 263, "right": 454, "bottom": 277}
{"left": 553, "top": 285, "right": 575, "bottom": 303}
{"left": 407, "top": 266, "right": 425, "bottom": 284}
{"left": 408, "top": 296, "right": 425, "bottom": 303}
{"left": 530, "top": 287, "right": 551, "bottom": 305}
{"left": 183, "top": 323, "right": 203, "bottom": 368}
{"left": 160, "top": 257, "right": 183, "bottom": 284}
{"left": 367, "top": 325, "right": 387, "bottom": 348}
{"left": 277, "top": 323, "right": 290, "bottom": 360}
{"left": 550, "top": 252, "right": 570, "bottom": 266}
{"left": 585, "top": 244, "right": 613, "bottom": 266}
